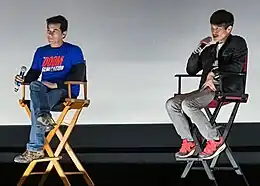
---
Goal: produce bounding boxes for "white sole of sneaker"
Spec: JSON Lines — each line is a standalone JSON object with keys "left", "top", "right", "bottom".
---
{"left": 201, "top": 143, "right": 226, "bottom": 160}
{"left": 175, "top": 148, "right": 196, "bottom": 159}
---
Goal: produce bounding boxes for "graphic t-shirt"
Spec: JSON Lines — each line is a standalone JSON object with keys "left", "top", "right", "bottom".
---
{"left": 31, "top": 42, "right": 85, "bottom": 97}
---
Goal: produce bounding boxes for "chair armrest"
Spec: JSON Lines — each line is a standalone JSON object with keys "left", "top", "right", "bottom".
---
{"left": 174, "top": 74, "right": 202, "bottom": 78}
{"left": 174, "top": 72, "right": 247, "bottom": 100}
{"left": 64, "top": 81, "right": 87, "bottom": 85}
{"left": 64, "top": 81, "right": 88, "bottom": 100}
{"left": 174, "top": 74, "right": 202, "bottom": 94}
{"left": 219, "top": 72, "right": 246, "bottom": 77}
{"left": 19, "top": 81, "right": 88, "bottom": 102}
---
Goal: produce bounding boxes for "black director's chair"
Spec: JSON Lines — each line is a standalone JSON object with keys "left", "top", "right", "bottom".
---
{"left": 174, "top": 67, "right": 250, "bottom": 186}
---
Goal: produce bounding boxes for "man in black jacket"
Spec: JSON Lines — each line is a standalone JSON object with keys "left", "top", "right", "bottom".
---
{"left": 13, "top": 15, "right": 86, "bottom": 163}
{"left": 166, "top": 9, "right": 248, "bottom": 159}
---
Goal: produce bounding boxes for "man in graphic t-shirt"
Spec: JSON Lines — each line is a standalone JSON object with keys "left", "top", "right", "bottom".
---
{"left": 14, "top": 15, "right": 86, "bottom": 163}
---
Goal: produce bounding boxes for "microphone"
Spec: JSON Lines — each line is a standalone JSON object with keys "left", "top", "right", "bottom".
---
{"left": 193, "top": 36, "right": 212, "bottom": 54}
{"left": 14, "top": 66, "right": 27, "bottom": 92}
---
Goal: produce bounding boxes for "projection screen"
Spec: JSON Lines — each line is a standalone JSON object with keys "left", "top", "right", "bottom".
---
{"left": 1, "top": 0, "right": 258, "bottom": 125}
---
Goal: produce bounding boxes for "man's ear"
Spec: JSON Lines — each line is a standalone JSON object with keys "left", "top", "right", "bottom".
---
{"left": 226, "top": 25, "right": 233, "bottom": 33}
{"left": 62, "top": 31, "right": 67, "bottom": 39}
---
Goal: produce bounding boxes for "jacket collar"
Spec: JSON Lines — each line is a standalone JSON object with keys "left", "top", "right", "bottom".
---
{"left": 218, "top": 34, "right": 233, "bottom": 58}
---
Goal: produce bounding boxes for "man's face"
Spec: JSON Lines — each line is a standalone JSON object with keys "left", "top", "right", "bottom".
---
{"left": 46, "top": 23, "right": 65, "bottom": 45}
{"left": 210, "top": 24, "right": 232, "bottom": 43}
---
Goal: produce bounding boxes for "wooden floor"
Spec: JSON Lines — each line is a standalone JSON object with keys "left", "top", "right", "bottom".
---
{"left": 1, "top": 163, "right": 259, "bottom": 186}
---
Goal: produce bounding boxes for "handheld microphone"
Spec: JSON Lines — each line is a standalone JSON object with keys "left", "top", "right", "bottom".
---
{"left": 193, "top": 36, "right": 212, "bottom": 54}
{"left": 14, "top": 66, "right": 27, "bottom": 92}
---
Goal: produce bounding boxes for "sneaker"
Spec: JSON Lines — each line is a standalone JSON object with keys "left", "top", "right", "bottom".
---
{"left": 198, "top": 137, "right": 226, "bottom": 160}
{"left": 175, "top": 139, "right": 196, "bottom": 158}
{"left": 37, "top": 114, "right": 56, "bottom": 132}
{"left": 14, "top": 150, "right": 44, "bottom": 163}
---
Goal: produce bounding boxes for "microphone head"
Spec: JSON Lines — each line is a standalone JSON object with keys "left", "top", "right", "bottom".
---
{"left": 201, "top": 36, "right": 212, "bottom": 44}
{"left": 21, "top": 66, "right": 27, "bottom": 72}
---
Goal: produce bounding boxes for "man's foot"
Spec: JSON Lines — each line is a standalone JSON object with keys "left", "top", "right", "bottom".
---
{"left": 198, "top": 137, "right": 226, "bottom": 160}
{"left": 14, "top": 150, "right": 44, "bottom": 163}
{"left": 37, "top": 114, "right": 56, "bottom": 132}
{"left": 175, "top": 139, "right": 196, "bottom": 158}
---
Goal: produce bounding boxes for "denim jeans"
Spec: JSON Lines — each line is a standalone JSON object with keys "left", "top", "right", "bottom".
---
{"left": 26, "top": 81, "right": 67, "bottom": 152}
{"left": 165, "top": 88, "right": 219, "bottom": 141}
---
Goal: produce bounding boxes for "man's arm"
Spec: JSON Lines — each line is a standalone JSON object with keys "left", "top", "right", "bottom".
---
{"left": 56, "top": 46, "right": 86, "bottom": 90}
{"left": 24, "top": 48, "right": 42, "bottom": 83}
{"left": 186, "top": 53, "right": 203, "bottom": 75}
{"left": 186, "top": 37, "right": 213, "bottom": 75}
{"left": 228, "top": 36, "right": 248, "bottom": 72}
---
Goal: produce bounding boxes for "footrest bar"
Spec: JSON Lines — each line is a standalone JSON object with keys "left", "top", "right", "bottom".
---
{"left": 212, "top": 167, "right": 239, "bottom": 171}
{"left": 176, "top": 157, "right": 203, "bottom": 161}
{"left": 64, "top": 172, "right": 85, "bottom": 175}
{"left": 33, "top": 156, "right": 62, "bottom": 162}
{"left": 30, "top": 172, "right": 47, "bottom": 175}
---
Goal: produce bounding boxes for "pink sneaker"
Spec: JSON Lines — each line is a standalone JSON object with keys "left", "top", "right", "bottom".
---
{"left": 199, "top": 137, "right": 226, "bottom": 160}
{"left": 175, "top": 139, "right": 196, "bottom": 158}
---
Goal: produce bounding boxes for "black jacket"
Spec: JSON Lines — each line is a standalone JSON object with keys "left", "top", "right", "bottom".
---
{"left": 186, "top": 34, "right": 248, "bottom": 94}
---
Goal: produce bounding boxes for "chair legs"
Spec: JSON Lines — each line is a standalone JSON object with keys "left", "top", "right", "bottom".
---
{"left": 38, "top": 108, "right": 94, "bottom": 186}
{"left": 177, "top": 102, "right": 250, "bottom": 186}
{"left": 17, "top": 104, "right": 94, "bottom": 186}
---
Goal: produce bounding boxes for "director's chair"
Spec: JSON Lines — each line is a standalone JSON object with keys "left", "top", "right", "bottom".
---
{"left": 174, "top": 67, "right": 250, "bottom": 185}
{"left": 16, "top": 63, "right": 95, "bottom": 186}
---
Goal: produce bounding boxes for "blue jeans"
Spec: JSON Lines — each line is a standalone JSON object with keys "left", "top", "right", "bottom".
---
{"left": 26, "top": 81, "right": 67, "bottom": 152}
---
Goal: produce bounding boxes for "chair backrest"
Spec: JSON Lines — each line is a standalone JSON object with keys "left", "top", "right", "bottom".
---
{"left": 242, "top": 55, "right": 248, "bottom": 92}
{"left": 51, "top": 60, "right": 87, "bottom": 111}
{"left": 76, "top": 60, "right": 87, "bottom": 82}
{"left": 207, "top": 55, "right": 249, "bottom": 108}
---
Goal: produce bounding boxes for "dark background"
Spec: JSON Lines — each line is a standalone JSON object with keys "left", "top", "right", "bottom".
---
{"left": 2, "top": 123, "right": 260, "bottom": 164}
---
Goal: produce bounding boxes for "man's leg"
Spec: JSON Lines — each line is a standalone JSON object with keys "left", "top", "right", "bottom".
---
{"left": 165, "top": 90, "right": 198, "bottom": 158}
{"left": 181, "top": 87, "right": 226, "bottom": 159}
{"left": 28, "top": 81, "right": 56, "bottom": 127}
{"left": 14, "top": 101, "right": 45, "bottom": 163}
{"left": 14, "top": 81, "right": 67, "bottom": 163}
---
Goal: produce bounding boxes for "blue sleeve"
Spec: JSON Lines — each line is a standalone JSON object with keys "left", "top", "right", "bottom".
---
{"left": 31, "top": 48, "right": 42, "bottom": 71}
{"left": 71, "top": 46, "right": 85, "bottom": 65}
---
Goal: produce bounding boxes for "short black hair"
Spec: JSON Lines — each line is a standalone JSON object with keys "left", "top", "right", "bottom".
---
{"left": 210, "top": 9, "right": 234, "bottom": 28}
{"left": 46, "top": 15, "right": 68, "bottom": 33}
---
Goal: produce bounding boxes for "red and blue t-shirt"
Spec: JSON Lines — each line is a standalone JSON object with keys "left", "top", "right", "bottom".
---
{"left": 31, "top": 42, "right": 85, "bottom": 97}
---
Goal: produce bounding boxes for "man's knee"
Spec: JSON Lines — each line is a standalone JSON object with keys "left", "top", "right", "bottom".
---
{"left": 29, "top": 81, "right": 46, "bottom": 92}
{"left": 165, "top": 96, "right": 181, "bottom": 112}
{"left": 181, "top": 99, "right": 197, "bottom": 114}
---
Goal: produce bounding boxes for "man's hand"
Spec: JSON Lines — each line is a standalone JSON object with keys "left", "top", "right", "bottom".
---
{"left": 194, "top": 36, "right": 219, "bottom": 55}
{"left": 193, "top": 36, "right": 215, "bottom": 54}
{"left": 15, "top": 74, "right": 24, "bottom": 84}
{"left": 202, "top": 72, "right": 216, "bottom": 91}
{"left": 42, "top": 81, "right": 57, "bottom": 89}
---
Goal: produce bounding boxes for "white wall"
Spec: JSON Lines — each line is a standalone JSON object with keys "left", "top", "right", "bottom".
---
{"left": 1, "top": 0, "right": 259, "bottom": 125}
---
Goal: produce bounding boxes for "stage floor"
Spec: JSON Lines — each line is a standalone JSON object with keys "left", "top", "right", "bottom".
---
{"left": 1, "top": 163, "right": 258, "bottom": 186}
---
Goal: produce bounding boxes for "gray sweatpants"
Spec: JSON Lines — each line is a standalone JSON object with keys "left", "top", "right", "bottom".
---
{"left": 165, "top": 88, "right": 219, "bottom": 141}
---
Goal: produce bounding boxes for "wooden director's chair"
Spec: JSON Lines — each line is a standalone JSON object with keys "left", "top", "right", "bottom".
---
{"left": 17, "top": 63, "right": 94, "bottom": 186}
{"left": 174, "top": 65, "right": 250, "bottom": 186}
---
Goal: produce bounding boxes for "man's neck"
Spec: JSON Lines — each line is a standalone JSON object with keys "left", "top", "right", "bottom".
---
{"left": 50, "top": 41, "right": 64, "bottom": 48}
{"left": 219, "top": 34, "right": 231, "bottom": 44}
